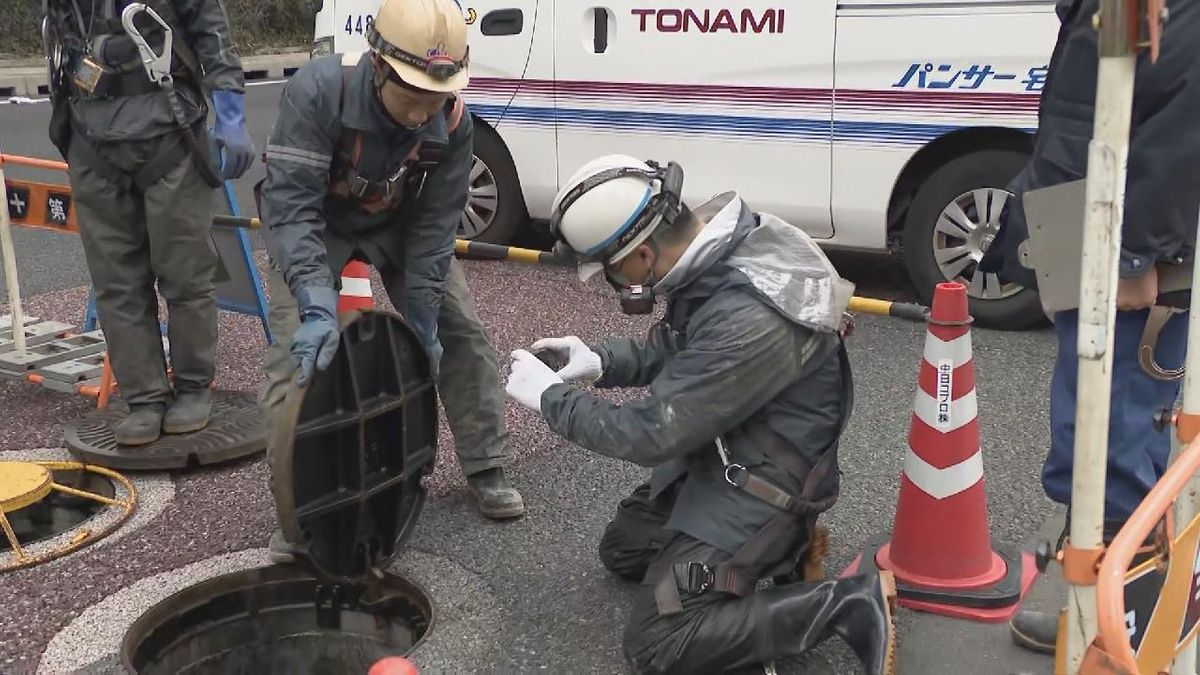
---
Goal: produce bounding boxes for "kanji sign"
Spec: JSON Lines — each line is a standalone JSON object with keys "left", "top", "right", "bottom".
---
{"left": 891, "top": 63, "right": 1049, "bottom": 92}
{"left": 6, "top": 183, "right": 30, "bottom": 220}
{"left": 46, "top": 192, "right": 71, "bottom": 226}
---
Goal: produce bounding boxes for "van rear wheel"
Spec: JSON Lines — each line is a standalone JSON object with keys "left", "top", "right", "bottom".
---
{"left": 901, "top": 149, "right": 1046, "bottom": 330}
{"left": 459, "top": 122, "right": 526, "bottom": 244}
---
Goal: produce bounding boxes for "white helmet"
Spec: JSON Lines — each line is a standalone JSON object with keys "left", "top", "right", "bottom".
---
{"left": 549, "top": 154, "right": 685, "bottom": 281}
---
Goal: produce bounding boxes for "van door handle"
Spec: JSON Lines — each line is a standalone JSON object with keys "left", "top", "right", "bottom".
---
{"left": 593, "top": 8, "right": 610, "bottom": 53}
{"left": 481, "top": 8, "right": 524, "bottom": 35}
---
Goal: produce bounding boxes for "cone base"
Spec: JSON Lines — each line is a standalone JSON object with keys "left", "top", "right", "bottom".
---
{"left": 876, "top": 542, "right": 1007, "bottom": 591}
{"left": 841, "top": 534, "right": 1039, "bottom": 623}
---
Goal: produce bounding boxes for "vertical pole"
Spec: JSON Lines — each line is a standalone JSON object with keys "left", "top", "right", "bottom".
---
{"left": 1169, "top": 209, "right": 1200, "bottom": 675}
{"left": 0, "top": 156, "right": 27, "bottom": 354}
{"left": 1066, "top": 0, "right": 1138, "bottom": 670}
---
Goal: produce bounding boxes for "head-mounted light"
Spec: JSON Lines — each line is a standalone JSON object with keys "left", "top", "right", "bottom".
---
{"left": 367, "top": 25, "right": 469, "bottom": 82}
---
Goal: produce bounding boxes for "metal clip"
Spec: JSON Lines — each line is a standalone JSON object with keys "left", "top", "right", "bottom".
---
{"left": 1138, "top": 305, "right": 1186, "bottom": 381}
{"left": 684, "top": 562, "right": 714, "bottom": 593}
{"left": 120, "top": 3, "right": 173, "bottom": 86}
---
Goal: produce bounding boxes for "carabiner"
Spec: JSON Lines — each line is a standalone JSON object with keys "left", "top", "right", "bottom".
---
{"left": 1138, "top": 305, "right": 1186, "bottom": 382}
{"left": 120, "top": 3, "right": 174, "bottom": 86}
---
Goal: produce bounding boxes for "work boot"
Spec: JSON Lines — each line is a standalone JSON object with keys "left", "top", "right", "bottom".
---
{"left": 466, "top": 467, "right": 525, "bottom": 520}
{"left": 268, "top": 529, "right": 296, "bottom": 564}
{"left": 757, "top": 570, "right": 898, "bottom": 675}
{"left": 113, "top": 403, "right": 166, "bottom": 446}
{"left": 163, "top": 388, "right": 213, "bottom": 435}
{"left": 1010, "top": 610, "right": 1058, "bottom": 654}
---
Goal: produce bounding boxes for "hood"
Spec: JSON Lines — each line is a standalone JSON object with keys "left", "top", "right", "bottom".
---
{"left": 722, "top": 211, "right": 856, "bottom": 334}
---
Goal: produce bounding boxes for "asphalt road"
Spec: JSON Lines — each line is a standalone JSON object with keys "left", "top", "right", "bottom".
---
{"left": 0, "top": 84, "right": 1070, "bottom": 674}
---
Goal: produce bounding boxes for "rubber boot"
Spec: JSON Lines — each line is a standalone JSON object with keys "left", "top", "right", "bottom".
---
{"left": 758, "top": 570, "right": 898, "bottom": 675}
{"left": 113, "top": 403, "right": 166, "bottom": 446}
{"left": 466, "top": 467, "right": 525, "bottom": 520}
{"left": 163, "top": 388, "right": 213, "bottom": 434}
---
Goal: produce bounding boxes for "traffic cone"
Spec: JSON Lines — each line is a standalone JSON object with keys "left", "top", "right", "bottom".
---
{"left": 368, "top": 657, "right": 418, "bottom": 675}
{"left": 338, "top": 260, "right": 374, "bottom": 317}
{"left": 841, "top": 281, "right": 1037, "bottom": 622}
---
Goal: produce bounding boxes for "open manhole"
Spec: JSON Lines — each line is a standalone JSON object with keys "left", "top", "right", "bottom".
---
{"left": 121, "top": 564, "right": 433, "bottom": 674}
{"left": 0, "top": 460, "right": 137, "bottom": 572}
{"left": 120, "top": 309, "right": 440, "bottom": 673}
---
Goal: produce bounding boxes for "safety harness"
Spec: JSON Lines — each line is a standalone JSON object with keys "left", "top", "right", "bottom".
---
{"left": 325, "top": 62, "right": 466, "bottom": 215}
{"left": 646, "top": 332, "right": 854, "bottom": 616}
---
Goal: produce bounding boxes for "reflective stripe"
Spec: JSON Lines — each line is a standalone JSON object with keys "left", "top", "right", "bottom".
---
{"left": 340, "top": 277, "right": 372, "bottom": 297}
{"left": 922, "top": 331, "right": 973, "bottom": 370}
{"left": 903, "top": 445, "right": 984, "bottom": 500}
{"left": 913, "top": 387, "right": 977, "bottom": 432}
{"left": 580, "top": 186, "right": 653, "bottom": 257}
{"left": 266, "top": 144, "right": 332, "bottom": 169}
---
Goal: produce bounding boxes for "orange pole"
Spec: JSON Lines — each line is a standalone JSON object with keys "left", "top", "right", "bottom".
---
{"left": 96, "top": 353, "right": 114, "bottom": 410}
{"left": 0, "top": 154, "right": 69, "bottom": 172}
{"left": 1095, "top": 435, "right": 1200, "bottom": 672}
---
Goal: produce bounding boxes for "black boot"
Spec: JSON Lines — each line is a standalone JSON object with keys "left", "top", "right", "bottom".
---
{"left": 163, "top": 388, "right": 213, "bottom": 434}
{"left": 757, "top": 570, "right": 897, "bottom": 675}
{"left": 466, "top": 467, "right": 525, "bottom": 520}
{"left": 1010, "top": 610, "right": 1059, "bottom": 654}
{"left": 113, "top": 403, "right": 166, "bottom": 446}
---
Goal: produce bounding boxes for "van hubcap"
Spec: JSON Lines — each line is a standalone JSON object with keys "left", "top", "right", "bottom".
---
{"left": 459, "top": 155, "right": 499, "bottom": 239}
{"left": 931, "top": 187, "right": 1024, "bottom": 301}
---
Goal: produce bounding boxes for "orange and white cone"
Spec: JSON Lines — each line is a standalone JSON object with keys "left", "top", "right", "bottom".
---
{"left": 368, "top": 657, "right": 418, "bottom": 675}
{"left": 338, "top": 260, "right": 374, "bottom": 317}
{"left": 841, "top": 281, "right": 1037, "bottom": 622}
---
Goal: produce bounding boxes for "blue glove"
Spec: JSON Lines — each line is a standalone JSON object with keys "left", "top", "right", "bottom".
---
{"left": 291, "top": 286, "right": 340, "bottom": 387}
{"left": 211, "top": 90, "right": 255, "bottom": 180}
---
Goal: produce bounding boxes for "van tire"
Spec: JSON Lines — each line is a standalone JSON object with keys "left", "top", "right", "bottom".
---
{"left": 901, "top": 149, "right": 1046, "bottom": 331}
{"left": 461, "top": 122, "right": 526, "bottom": 244}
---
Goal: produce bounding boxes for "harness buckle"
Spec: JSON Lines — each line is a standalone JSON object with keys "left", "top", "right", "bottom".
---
{"left": 349, "top": 175, "right": 371, "bottom": 198}
{"left": 683, "top": 562, "right": 714, "bottom": 593}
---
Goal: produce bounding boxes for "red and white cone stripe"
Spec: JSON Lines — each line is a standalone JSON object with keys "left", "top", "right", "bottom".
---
{"left": 904, "top": 326, "right": 984, "bottom": 500}
{"left": 339, "top": 274, "right": 372, "bottom": 299}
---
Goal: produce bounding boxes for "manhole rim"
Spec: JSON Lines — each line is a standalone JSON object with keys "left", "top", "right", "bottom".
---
{"left": 118, "top": 561, "right": 439, "bottom": 674}
{"left": 0, "top": 460, "right": 137, "bottom": 573}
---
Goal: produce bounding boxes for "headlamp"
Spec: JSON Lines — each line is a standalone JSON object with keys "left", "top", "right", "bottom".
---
{"left": 366, "top": 25, "right": 468, "bottom": 82}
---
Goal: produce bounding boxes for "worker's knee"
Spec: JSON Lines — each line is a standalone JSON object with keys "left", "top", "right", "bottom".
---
{"left": 598, "top": 521, "right": 659, "bottom": 581}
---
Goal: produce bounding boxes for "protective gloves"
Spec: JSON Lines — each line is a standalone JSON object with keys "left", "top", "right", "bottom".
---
{"left": 211, "top": 90, "right": 255, "bottom": 180}
{"left": 505, "top": 349, "right": 564, "bottom": 414}
{"left": 530, "top": 335, "right": 603, "bottom": 384}
{"left": 291, "top": 286, "right": 340, "bottom": 387}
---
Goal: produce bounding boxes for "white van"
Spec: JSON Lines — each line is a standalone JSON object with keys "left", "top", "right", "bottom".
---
{"left": 310, "top": 0, "right": 1061, "bottom": 328}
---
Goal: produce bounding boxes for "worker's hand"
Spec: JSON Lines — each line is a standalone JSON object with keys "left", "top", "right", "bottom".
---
{"left": 505, "top": 349, "right": 564, "bottom": 414}
{"left": 1117, "top": 265, "right": 1159, "bottom": 311}
{"left": 530, "top": 335, "right": 603, "bottom": 384}
{"left": 291, "top": 286, "right": 340, "bottom": 387}
{"left": 211, "top": 90, "right": 256, "bottom": 180}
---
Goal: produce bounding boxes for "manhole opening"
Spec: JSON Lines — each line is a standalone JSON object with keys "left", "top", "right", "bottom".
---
{"left": 122, "top": 564, "right": 433, "bottom": 674}
{"left": 0, "top": 466, "right": 115, "bottom": 553}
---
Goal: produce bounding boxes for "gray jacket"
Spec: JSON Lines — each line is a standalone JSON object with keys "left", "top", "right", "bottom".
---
{"left": 258, "top": 52, "right": 473, "bottom": 350}
{"left": 541, "top": 193, "right": 856, "bottom": 554}
{"left": 61, "top": 0, "right": 245, "bottom": 142}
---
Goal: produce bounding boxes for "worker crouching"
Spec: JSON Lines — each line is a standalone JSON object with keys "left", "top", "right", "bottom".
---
{"left": 504, "top": 154, "right": 898, "bottom": 674}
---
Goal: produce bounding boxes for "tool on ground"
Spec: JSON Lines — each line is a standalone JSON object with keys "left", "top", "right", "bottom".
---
{"left": 120, "top": 2, "right": 222, "bottom": 188}
{"left": 841, "top": 281, "right": 1037, "bottom": 621}
{"left": 213, "top": 214, "right": 931, "bottom": 323}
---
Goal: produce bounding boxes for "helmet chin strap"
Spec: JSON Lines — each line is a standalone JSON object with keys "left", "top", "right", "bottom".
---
{"left": 371, "top": 58, "right": 425, "bottom": 131}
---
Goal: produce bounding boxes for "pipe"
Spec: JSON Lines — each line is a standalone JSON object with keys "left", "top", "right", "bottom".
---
{"left": 1066, "top": 0, "right": 1139, "bottom": 668}
{"left": 0, "top": 154, "right": 68, "bottom": 172}
{"left": 0, "top": 156, "right": 28, "bottom": 354}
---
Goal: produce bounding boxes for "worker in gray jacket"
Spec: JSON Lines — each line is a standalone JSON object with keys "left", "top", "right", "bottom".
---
{"left": 256, "top": 0, "right": 523, "bottom": 541}
{"left": 42, "top": 0, "right": 255, "bottom": 445}
{"left": 505, "top": 154, "right": 897, "bottom": 675}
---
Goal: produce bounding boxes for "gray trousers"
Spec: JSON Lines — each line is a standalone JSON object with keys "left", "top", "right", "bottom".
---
{"left": 259, "top": 255, "right": 510, "bottom": 475}
{"left": 67, "top": 133, "right": 218, "bottom": 407}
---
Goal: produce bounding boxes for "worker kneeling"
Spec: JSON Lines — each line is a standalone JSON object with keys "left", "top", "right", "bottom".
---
{"left": 504, "top": 155, "right": 897, "bottom": 674}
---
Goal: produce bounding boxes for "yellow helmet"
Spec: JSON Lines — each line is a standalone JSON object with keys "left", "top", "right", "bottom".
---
{"left": 367, "top": 0, "right": 470, "bottom": 92}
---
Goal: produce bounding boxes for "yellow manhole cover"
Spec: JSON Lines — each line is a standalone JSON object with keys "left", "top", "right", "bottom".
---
{"left": 0, "top": 462, "right": 53, "bottom": 513}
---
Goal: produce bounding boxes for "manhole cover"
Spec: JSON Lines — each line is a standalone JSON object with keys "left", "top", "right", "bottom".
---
{"left": 1, "top": 460, "right": 137, "bottom": 573}
{"left": 64, "top": 391, "right": 266, "bottom": 471}
{"left": 120, "top": 564, "right": 433, "bottom": 674}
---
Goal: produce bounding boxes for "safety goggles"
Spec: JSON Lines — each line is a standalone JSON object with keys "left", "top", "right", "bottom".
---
{"left": 366, "top": 25, "right": 469, "bottom": 83}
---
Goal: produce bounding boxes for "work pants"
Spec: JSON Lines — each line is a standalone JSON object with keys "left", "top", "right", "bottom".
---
{"left": 260, "top": 255, "right": 510, "bottom": 476}
{"left": 599, "top": 482, "right": 812, "bottom": 674}
{"left": 67, "top": 133, "right": 218, "bottom": 407}
{"left": 1043, "top": 308, "right": 1189, "bottom": 522}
